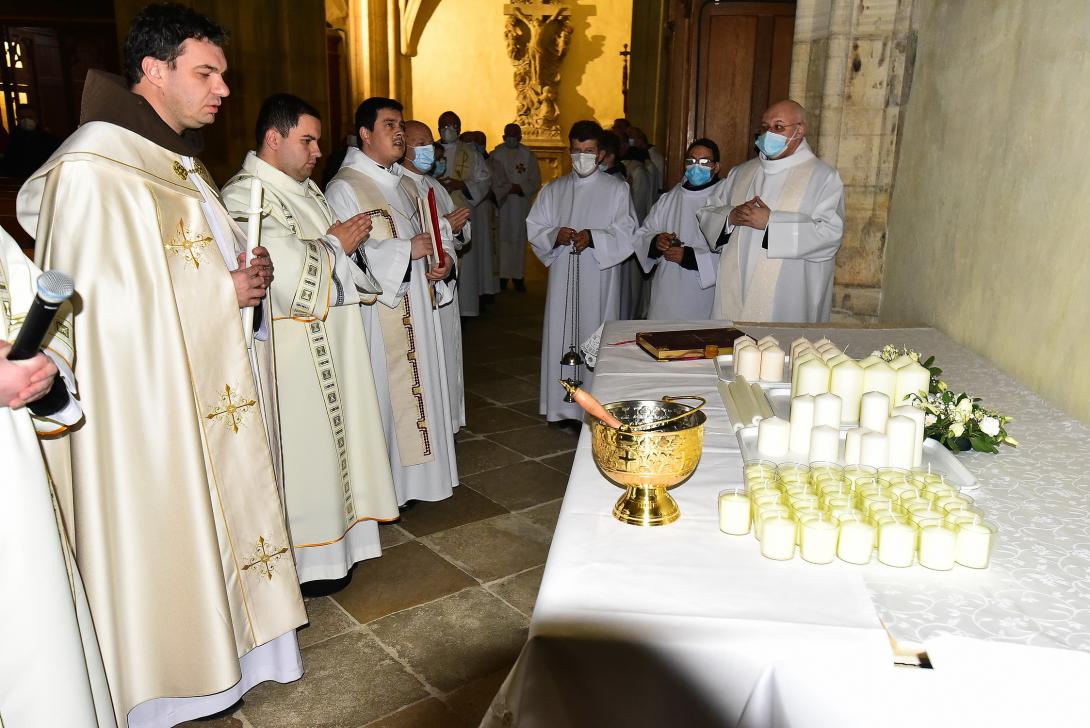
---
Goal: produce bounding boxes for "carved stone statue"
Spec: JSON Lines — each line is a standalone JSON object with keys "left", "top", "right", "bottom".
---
{"left": 503, "top": 0, "right": 572, "bottom": 140}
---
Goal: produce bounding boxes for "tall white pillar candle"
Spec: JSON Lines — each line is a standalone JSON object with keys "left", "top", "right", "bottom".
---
{"left": 892, "top": 404, "right": 926, "bottom": 467}
{"left": 825, "top": 353, "right": 851, "bottom": 368}
{"left": 894, "top": 361, "right": 930, "bottom": 409}
{"left": 955, "top": 520, "right": 996, "bottom": 568}
{"left": 843, "top": 427, "right": 869, "bottom": 466}
{"left": 889, "top": 353, "right": 916, "bottom": 370}
{"left": 757, "top": 334, "right": 778, "bottom": 348}
{"left": 860, "top": 431, "right": 889, "bottom": 469}
{"left": 796, "top": 357, "right": 831, "bottom": 397}
{"left": 885, "top": 415, "right": 916, "bottom": 470}
{"left": 757, "top": 416, "right": 790, "bottom": 457}
{"left": 862, "top": 362, "right": 897, "bottom": 411}
{"left": 860, "top": 391, "right": 890, "bottom": 432}
{"left": 788, "top": 395, "right": 816, "bottom": 455}
{"left": 837, "top": 518, "right": 875, "bottom": 564}
{"left": 830, "top": 359, "right": 864, "bottom": 425}
{"left": 813, "top": 393, "right": 842, "bottom": 429}
{"left": 877, "top": 519, "right": 916, "bottom": 567}
{"left": 718, "top": 489, "right": 751, "bottom": 535}
{"left": 733, "top": 335, "right": 756, "bottom": 350}
{"left": 918, "top": 525, "right": 957, "bottom": 570}
{"left": 759, "top": 345, "right": 785, "bottom": 381}
{"left": 760, "top": 516, "right": 797, "bottom": 560}
{"left": 808, "top": 425, "right": 840, "bottom": 464}
{"left": 790, "top": 350, "right": 819, "bottom": 396}
{"left": 857, "top": 354, "right": 884, "bottom": 369}
{"left": 735, "top": 345, "right": 762, "bottom": 382}
{"left": 790, "top": 337, "right": 811, "bottom": 361}
{"left": 813, "top": 337, "right": 834, "bottom": 351}
{"left": 800, "top": 516, "right": 838, "bottom": 564}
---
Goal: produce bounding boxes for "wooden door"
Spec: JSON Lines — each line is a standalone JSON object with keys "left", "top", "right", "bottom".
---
{"left": 663, "top": 0, "right": 795, "bottom": 184}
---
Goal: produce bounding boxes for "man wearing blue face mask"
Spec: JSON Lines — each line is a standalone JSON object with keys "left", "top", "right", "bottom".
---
{"left": 491, "top": 123, "right": 541, "bottom": 293}
{"left": 635, "top": 138, "right": 722, "bottom": 320}
{"left": 697, "top": 99, "right": 845, "bottom": 323}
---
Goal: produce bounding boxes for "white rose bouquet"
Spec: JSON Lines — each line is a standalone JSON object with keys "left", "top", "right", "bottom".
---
{"left": 874, "top": 345, "right": 1017, "bottom": 454}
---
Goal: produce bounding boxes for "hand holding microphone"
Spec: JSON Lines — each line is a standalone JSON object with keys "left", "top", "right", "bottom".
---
{"left": 5, "top": 270, "right": 75, "bottom": 416}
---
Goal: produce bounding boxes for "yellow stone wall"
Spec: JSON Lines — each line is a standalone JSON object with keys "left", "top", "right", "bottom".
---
{"left": 409, "top": 0, "right": 632, "bottom": 149}
{"left": 882, "top": 0, "right": 1090, "bottom": 423}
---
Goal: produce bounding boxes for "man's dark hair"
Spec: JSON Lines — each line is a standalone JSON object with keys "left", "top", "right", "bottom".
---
{"left": 687, "top": 137, "right": 720, "bottom": 163}
{"left": 256, "top": 93, "right": 321, "bottom": 151}
{"left": 568, "top": 120, "right": 604, "bottom": 144}
{"left": 599, "top": 130, "right": 621, "bottom": 161}
{"left": 123, "top": 3, "right": 228, "bottom": 87}
{"left": 355, "top": 97, "right": 403, "bottom": 137}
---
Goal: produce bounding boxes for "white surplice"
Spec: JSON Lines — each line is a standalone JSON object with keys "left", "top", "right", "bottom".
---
{"left": 697, "top": 140, "right": 845, "bottom": 322}
{"left": 527, "top": 170, "right": 637, "bottom": 421}
{"left": 443, "top": 141, "right": 495, "bottom": 314}
{"left": 635, "top": 180, "right": 720, "bottom": 320}
{"left": 222, "top": 152, "right": 399, "bottom": 582}
{"left": 0, "top": 230, "right": 116, "bottom": 728}
{"left": 402, "top": 165, "right": 466, "bottom": 431}
{"left": 491, "top": 142, "right": 541, "bottom": 280}
{"left": 326, "top": 148, "right": 459, "bottom": 504}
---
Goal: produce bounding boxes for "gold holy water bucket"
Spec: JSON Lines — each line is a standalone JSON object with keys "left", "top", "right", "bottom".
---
{"left": 589, "top": 396, "right": 706, "bottom": 526}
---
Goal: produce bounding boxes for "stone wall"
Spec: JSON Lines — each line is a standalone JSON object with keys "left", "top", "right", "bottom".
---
{"left": 789, "top": 0, "right": 917, "bottom": 322}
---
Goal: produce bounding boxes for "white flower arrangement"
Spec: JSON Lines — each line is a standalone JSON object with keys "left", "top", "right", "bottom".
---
{"left": 873, "top": 345, "right": 1018, "bottom": 454}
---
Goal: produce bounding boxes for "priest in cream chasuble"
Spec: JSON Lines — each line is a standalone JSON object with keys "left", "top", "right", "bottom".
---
{"left": 527, "top": 121, "right": 638, "bottom": 422}
{"left": 16, "top": 50, "right": 306, "bottom": 728}
{"left": 0, "top": 228, "right": 116, "bottom": 728}
{"left": 401, "top": 119, "right": 471, "bottom": 433}
{"left": 223, "top": 94, "right": 399, "bottom": 584}
{"left": 697, "top": 100, "right": 845, "bottom": 323}
{"left": 326, "top": 98, "right": 459, "bottom": 505}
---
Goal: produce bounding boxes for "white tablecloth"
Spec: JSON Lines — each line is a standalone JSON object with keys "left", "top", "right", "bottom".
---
{"left": 484, "top": 321, "right": 1090, "bottom": 728}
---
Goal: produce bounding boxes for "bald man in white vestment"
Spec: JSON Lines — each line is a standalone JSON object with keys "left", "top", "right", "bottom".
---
{"left": 698, "top": 100, "right": 845, "bottom": 322}
{"left": 223, "top": 93, "right": 399, "bottom": 584}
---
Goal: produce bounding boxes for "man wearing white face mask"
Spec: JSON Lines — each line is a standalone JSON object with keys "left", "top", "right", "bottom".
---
{"left": 527, "top": 120, "right": 638, "bottom": 423}
{"left": 491, "top": 122, "right": 541, "bottom": 292}
{"left": 697, "top": 99, "right": 845, "bottom": 323}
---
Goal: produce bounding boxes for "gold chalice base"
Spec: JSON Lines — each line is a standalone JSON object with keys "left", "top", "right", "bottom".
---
{"left": 589, "top": 399, "right": 706, "bottom": 526}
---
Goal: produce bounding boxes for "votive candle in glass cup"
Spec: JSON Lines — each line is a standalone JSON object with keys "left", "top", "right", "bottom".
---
{"left": 751, "top": 490, "right": 785, "bottom": 508}
{"left": 818, "top": 478, "right": 849, "bottom": 501}
{"left": 760, "top": 515, "right": 798, "bottom": 560}
{"left": 944, "top": 506, "right": 986, "bottom": 529}
{"left": 877, "top": 467, "right": 911, "bottom": 484}
{"left": 755, "top": 504, "right": 791, "bottom": 540}
{"left": 788, "top": 492, "right": 820, "bottom": 513}
{"left": 777, "top": 463, "right": 812, "bottom": 486}
{"left": 837, "top": 515, "right": 876, "bottom": 564}
{"left": 923, "top": 477, "right": 958, "bottom": 499}
{"left": 744, "top": 460, "right": 779, "bottom": 487}
{"left": 843, "top": 464, "right": 878, "bottom": 487}
{"left": 877, "top": 517, "right": 916, "bottom": 567}
{"left": 918, "top": 524, "right": 957, "bottom": 570}
{"left": 936, "top": 493, "right": 974, "bottom": 514}
{"left": 908, "top": 505, "right": 945, "bottom": 531}
{"left": 830, "top": 507, "right": 866, "bottom": 525}
{"left": 901, "top": 494, "right": 935, "bottom": 514}
{"left": 886, "top": 481, "right": 919, "bottom": 503}
{"left": 800, "top": 515, "right": 839, "bottom": 564}
{"left": 718, "top": 488, "right": 751, "bottom": 535}
{"left": 824, "top": 494, "right": 855, "bottom": 512}
{"left": 809, "top": 461, "right": 843, "bottom": 480}
{"left": 784, "top": 481, "right": 815, "bottom": 498}
{"left": 792, "top": 506, "right": 823, "bottom": 543}
{"left": 861, "top": 493, "right": 895, "bottom": 520}
{"left": 955, "top": 518, "right": 996, "bottom": 568}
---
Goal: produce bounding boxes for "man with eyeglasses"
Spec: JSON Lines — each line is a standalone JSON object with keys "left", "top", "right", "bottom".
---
{"left": 635, "top": 138, "right": 723, "bottom": 320}
{"left": 697, "top": 99, "right": 845, "bottom": 323}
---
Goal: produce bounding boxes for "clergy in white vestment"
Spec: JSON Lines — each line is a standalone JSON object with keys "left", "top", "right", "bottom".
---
{"left": 0, "top": 229, "right": 115, "bottom": 728}
{"left": 697, "top": 100, "right": 845, "bottom": 322}
{"left": 326, "top": 97, "right": 459, "bottom": 506}
{"left": 437, "top": 112, "right": 495, "bottom": 313}
{"left": 635, "top": 138, "right": 722, "bottom": 320}
{"left": 401, "top": 119, "right": 472, "bottom": 432}
{"left": 222, "top": 94, "right": 399, "bottom": 585}
{"left": 16, "top": 8, "right": 307, "bottom": 726}
{"left": 491, "top": 123, "right": 541, "bottom": 291}
{"left": 527, "top": 120, "right": 638, "bottom": 422}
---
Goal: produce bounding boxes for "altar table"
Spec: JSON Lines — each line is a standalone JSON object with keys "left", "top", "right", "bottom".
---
{"left": 483, "top": 322, "right": 1090, "bottom": 728}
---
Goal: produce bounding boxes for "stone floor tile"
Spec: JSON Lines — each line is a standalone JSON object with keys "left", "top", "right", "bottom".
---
{"left": 507, "top": 398, "right": 545, "bottom": 420}
{"left": 298, "top": 596, "right": 359, "bottom": 649}
{"left": 378, "top": 523, "right": 414, "bottom": 550}
{"left": 397, "top": 485, "right": 508, "bottom": 537}
{"left": 422, "top": 513, "right": 550, "bottom": 582}
{"left": 442, "top": 666, "right": 512, "bottom": 726}
{"left": 465, "top": 405, "right": 540, "bottom": 435}
{"left": 462, "top": 460, "right": 568, "bottom": 511}
{"left": 520, "top": 499, "right": 564, "bottom": 534}
{"left": 487, "top": 355, "right": 542, "bottom": 378}
{"left": 369, "top": 587, "right": 528, "bottom": 693}
{"left": 453, "top": 428, "right": 480, "bottom": 443}
{"left": 363, "top": 697, "right": 469, "bottom": 728}
{"left": 485, "top": 423, "right": 578, "bottom": 459}
{"left": 454, "top": 438, "right": 526, "bottom": 477}
{"left": 540, "top": 449, "right": 577, "bottom": 475}
{"left": 463, "top": 373, "right": 538, "bottom": 404}
{"left": 463, "top": 390, "right": 492, "bottom": 412}
{"left": 333, "top": 542, "right": 475, "bottom": 624}
{"left": 241, "top": 631, "right": 428, "bottom": 728}
{"left": 486, "top": 566, "right": 545, "bottom": 618}
{"left": 462, "top": 363, "right": 509, "bottom": 389}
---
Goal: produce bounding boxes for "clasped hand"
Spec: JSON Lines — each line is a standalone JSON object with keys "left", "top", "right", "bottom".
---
{"left": 328, "top": 213, "right": 372, "bottom": 255}
{"left": 728, "top": 196, "right": 770, "bottom": 230}
{"left": 0, "top": 340, "right": 57, "bottom": 409}
{"left": 557, "top": 227, "right": 591, "bottom": 252}
{"left": 232, "top": 246, "right": 273, "bottom": 308}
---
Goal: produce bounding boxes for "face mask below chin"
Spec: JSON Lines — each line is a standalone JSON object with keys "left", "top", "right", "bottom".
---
{"left": 571, "top": 152, "right": 598, "bottom": 177}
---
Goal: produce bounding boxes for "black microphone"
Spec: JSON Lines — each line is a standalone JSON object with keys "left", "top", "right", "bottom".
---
{"left": 6, "top": 270, "right": 75, "bottom": 416}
